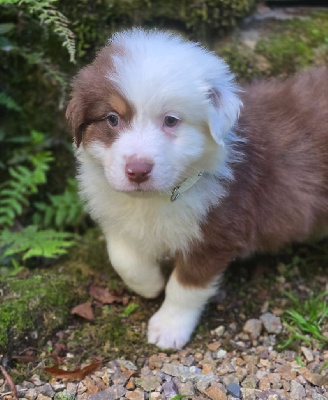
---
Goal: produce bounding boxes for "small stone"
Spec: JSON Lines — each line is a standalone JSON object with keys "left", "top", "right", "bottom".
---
{"left": 214, "top": 326, "right": 225, "bottom": 337}
{"left": 88, "top": 385, "right": 126, "bottom": 400}
{"left": 51, "top": 382, "right": 66, "bottom": 392}
{"left": 299, "top": 367, "right": 328, "bottom": 386}
{"left": 148, "top": 354, "right": 163, "bottom": 369}
{"left": 226, "top": 382, "right": 241, "bottom": 398}
{"left": 67, "top": 383, "right": 79, "bottom": 394}
{"left": 116, "top": 360, "right": 138, "bottom": 371}
{"left": 207, "top": 341, "right": 221, "bottom": 351}
{"left": 180, "top": 355, "right": 194, "bottom": 367}
{"left": 241, "top": 388, "right": 261, "bottom": 400}
{"left": 125, "top": 389, "right": 144, "bottom": 400}
{"left": 36, "top": 394, "right": 51, "bottom": 400}
{"left": 276, "top": 364, "right": 296, "bottom": 381}
{"left": 260, "top": 313, "right": 282, "bottom": 334}
{"left": 258, "top": 377, "right": 270, "bottom": 391}
{"left": 25, "top": 388, "right": 38, "bottom": 400}
{"left": 241, "top": 375, "right": 258, "bottom": 389}
{"left": 216, "top": 350, "right": 227, "bottom": 360}
{"left": 197, "top": 380, "right": 210, "bottom": 393}
{"left": 243, "top": 319, "right": 263, "bottom": 339}
{"left": 30, "top": 375, "right": 42, "bottom": 387}
{"left": 126, "top": 379, "right": 135, "bottom": 390}
{"left": 290, "top": 380, "right": 306, "bottom": 400}
{"left": 150, "top": 392, "right": 161, "bottom": 400}
{"left": 38, "top": 383, "right": 55, "bottom": 398}
{"left": 162, "top": 380, "right": 177, "bottom": 398}
{"left": 135, "top": 375, "right": 161, "bottom": 392}
{"left": 22, "top": 382, "right": 35, "bottom": 390}
{"left": 222, "top": 375, "right": 239, "bottom": 387}
{"left": 301, "top": 347, "right": 314, "bottom": 363}
{"left": 267, "top": 373, "right": 281, "bottom": 385}
{"left": 177, "top": 381, "right": 195, "bottom": 396}
{"left": 204, "top": 384, "right": 227, "bottom": 400}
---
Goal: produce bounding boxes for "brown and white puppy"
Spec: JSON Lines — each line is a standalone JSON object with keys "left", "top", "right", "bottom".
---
{"left": 66, "top": 28, "right": 328, "bottom": 349}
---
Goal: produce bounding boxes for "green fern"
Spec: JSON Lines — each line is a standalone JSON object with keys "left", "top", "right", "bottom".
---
{"left": 0, "top": 92, "right": 21, "bottom": 112}
{"left": 34, "top": 178, "right": 85, "bottom": 230}
{"left": 0, "top": 131, "right": 53, "bottom": 228}
{"left": 0, "top": 226, "right": 75, "bottom": 260}
{"left": 19, "top": 0, "right": 76, "bottom": 62}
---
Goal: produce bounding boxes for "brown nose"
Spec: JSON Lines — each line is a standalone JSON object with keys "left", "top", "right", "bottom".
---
{"left": 125, "top": 160, "right": 154, "bottom": 183}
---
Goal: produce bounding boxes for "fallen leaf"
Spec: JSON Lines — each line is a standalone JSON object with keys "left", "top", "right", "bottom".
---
{"left": 0, "top": 366, "right": 18, "bottom": 400}
{"left": 89, "top": 285, "right": 129, "bottom": 305}
{"left": 299, "top": 367, "right": 328, "bottom": 386}
{"left": 71, "top": 301, "right": 94, "bottom": 320}
{"left": 45, "top": 361, "right": 103, "bottom": 380}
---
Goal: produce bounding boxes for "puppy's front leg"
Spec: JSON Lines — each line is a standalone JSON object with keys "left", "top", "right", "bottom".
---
{"left": 148, "top": 253, "right": 229, "bottom": 349}
{"left": 107, "top": 235, "right": 165, "bottom": 299}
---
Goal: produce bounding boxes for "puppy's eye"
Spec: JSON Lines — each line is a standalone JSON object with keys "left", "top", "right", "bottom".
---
{"left": 164, "top": 115, "right": 179, "bottom": 127}
{"left": 107, "top": 112, "right": 119, "bottom": 127}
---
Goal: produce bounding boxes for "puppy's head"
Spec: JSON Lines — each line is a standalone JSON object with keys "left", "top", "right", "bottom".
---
{"left": 66, "top": 29, "right": 242, "bottom": 194}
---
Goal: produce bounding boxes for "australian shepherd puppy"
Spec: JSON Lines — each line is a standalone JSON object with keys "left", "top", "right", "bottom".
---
{"left": 66, "top": 28, "right": 328, "bottom": 349}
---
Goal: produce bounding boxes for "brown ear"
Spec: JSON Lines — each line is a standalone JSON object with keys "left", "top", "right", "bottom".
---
{"left": 66, "top": 97, "right": 84, "bottom": 148}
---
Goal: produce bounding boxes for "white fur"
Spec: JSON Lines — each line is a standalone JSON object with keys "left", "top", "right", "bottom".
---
{"left": 75, "top": 29, "right": 243, "bottom": 349}
{"left": 148, "top": 272, "right": 220, "bottom": 349}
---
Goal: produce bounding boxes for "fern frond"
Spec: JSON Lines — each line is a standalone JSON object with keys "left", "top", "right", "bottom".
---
{"left": 33, "top": 178, "right": 85, "bottom": 230}
{"left": 0, "top": 226, "right": 75, "bottom": 260}
{"left": 0, "top": 92, "right": 22, "bottom": 111}
{"left": 0, "top": 131, "right": 53, "bottom": 228}
{"left": 19, "top": 0, "right": 76, "bottom": 62}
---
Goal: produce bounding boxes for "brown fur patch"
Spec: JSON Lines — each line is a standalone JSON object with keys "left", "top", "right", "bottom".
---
{"left": 176, "top": 67, "right": 328, "bottom": 288}
{"left": 66, "top": 44, "right": 134, "bottom": 147}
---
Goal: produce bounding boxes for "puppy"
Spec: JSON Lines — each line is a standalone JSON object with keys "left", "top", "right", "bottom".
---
{"left": 66, "top": 28, "right": 328, "bottom": 349}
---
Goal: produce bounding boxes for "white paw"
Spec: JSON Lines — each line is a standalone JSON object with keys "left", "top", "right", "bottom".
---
{"left": 147, "top": 304, "right": 200, "bottom": 349}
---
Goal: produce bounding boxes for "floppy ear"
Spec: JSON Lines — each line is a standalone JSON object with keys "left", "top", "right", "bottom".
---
{"left": 66, "top": 96, "right": 84, "bottom": 148}
{"left": 207, "top": 86, "right": 242, "bottom": 145}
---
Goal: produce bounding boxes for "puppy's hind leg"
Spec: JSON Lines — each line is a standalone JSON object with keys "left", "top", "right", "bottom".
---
{"left": 106, "top": 234, "right": 165, "bottom": 299}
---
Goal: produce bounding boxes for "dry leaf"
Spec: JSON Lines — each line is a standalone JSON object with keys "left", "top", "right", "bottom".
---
{"left": 89, "top": 285, "right": 129, "bottom": 305}
{"left": 45, "top": 361, "right": 102, "bottom": 380}
{"left": 0, "top": 366, "right": 18, "bottom": 400}
{"left": 71, "top": 301, "right": 94, "bottom": 320}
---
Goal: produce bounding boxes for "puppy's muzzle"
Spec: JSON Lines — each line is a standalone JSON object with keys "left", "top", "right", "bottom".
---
{"left": 125, "top": 159, "right": 154, "bottom": 184}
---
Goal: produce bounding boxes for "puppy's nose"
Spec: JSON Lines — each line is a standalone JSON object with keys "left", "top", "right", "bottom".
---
{"left": 125, "top": 160, "right": 154, "bottom": 183}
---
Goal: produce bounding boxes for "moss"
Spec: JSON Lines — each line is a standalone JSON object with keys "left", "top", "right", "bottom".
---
{"left": 0, "top": 270, "right": 86, "bottom": 352}
{"left": 256, "top": 12, "right": 328, "bottom": 75}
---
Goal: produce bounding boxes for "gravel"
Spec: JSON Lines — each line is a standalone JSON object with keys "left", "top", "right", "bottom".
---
{"left": 3, "top": 311, "right": 328, "bottom": 400}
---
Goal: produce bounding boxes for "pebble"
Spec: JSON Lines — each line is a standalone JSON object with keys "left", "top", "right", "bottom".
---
{"left": 290, "top": 380, "right": 306, "bottom": 399}
{"left": 204, "top": 384, "right": 227, "bottom": 400}
{"left": 243, "top": 319, "right": 263, "bottom": 339}
{"left": 226, "top": 382, "right": 241, "bottom": 398}
{"left": 38, "top": 384, "right": 55, "bottom": 398}
{"left": 301, "top": 346, "right": 314, "bottom": 363}
{"left": 125, "top": 389, "right": 144, "bottom": 400}
{"left": 162, "top": 380, "right": 177, "bottom": 397}
{"left": 260, "top": 313, "right": 282, "bottom": 334}
{"left": 135, "top": 376, "right": 161, "bottom": 392}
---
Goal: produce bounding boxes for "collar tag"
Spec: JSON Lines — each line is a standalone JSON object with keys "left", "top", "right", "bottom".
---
{"left": 170, "top": 172, "right": 203, "bottom": 202}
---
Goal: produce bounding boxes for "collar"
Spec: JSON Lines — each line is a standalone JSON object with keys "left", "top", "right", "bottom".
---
{"left": 170, "top": 172, "right": 203, "bottom": 202}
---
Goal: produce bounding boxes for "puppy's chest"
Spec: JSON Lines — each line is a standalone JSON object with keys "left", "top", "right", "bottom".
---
{"left": 104, "top": 196, "right": 204, "bottom": 256}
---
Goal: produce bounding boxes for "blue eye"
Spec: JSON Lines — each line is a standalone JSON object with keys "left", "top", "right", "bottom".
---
{"left": 164, "top": 115, "right": 179, "bottom": 127}
{"left": 107, "top": 113, "right": 119, "bottom": 127}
